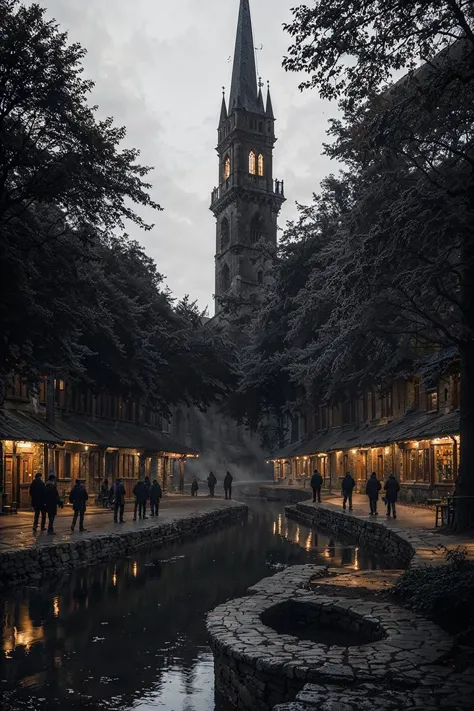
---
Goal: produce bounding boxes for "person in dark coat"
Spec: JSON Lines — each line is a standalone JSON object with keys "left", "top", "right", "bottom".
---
{"left": 44, "top": 474, "right": 62, "bottom": 535}
{"left": 69, "top": 480, "right": 89, "bottom": 532}
{"left": 207, "top": 471, "right": 217, "bottom": 497}
{"left": 149, "top": 479, "right": 162, "bottom": 517}
{"left": 133, "top": 479, "right": 147, "bottom": 521}
{"left": 191, "top": 477, "right": 199, "bottom": 497}
{"left": 365, "top": 472, "right": 382, "bottom": 516}
{"left": 224, "top": 471, "right": 233, "bottom": 500}
{"left": 99, "top": 479, "right": 109, "bottom": 507}
{"left": 113, "top": 478, "right": 126, "bottom": 523}
{"left": 143, "top": 476, "right": 151, "bottom": 519}
{"left": 341, "top": 472, "right": 356, "bottom": 511}
{"left": 310, "top": 470, "right": 323, "bottom": 503}
{"left": 384, "top": 474, "right": 400, "bottom": 519}
{"left": 30, "top": 472, "right": 46, "bottom": 533}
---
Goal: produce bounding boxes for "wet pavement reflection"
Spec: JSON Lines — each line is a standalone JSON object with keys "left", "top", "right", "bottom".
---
{"left": 1, "top": 500, "right": 396, "bottom": 710}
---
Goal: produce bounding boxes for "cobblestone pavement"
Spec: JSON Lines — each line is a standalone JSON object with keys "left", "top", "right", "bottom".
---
{"left": 0, "top": 495, "right": 239, "bottom": 552}
{"left": 207, "top": 566, "right": 474, "bottom": 711}
{"left": 298, "top": 494, "right": 474, "bottom": 564}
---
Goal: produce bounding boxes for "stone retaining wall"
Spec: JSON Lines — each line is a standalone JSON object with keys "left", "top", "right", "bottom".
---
{"left": 259, "top": 486, "right": 311, "bottom": 504}
{"left": 286, "top": 502, "right": 415, "bottom": 565}
{"left": 0, "top": 503, "right": 248, "bottom": 590}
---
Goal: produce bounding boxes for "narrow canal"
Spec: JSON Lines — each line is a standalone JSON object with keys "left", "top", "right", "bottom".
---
{"left": 1, "top": 500, "right": 396, "bottom": 711}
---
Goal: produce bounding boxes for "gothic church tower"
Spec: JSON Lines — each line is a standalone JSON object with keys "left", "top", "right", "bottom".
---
{"left": 211, "top": 0, "right": 285, "bottom": 315}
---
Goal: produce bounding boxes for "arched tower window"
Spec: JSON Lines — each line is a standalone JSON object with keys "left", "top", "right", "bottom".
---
{"left": 250, "top": 213, "right": 265, "bottom": 244}
{"left": 249, "top": 151, "right": 256, "bottom": 175}
{"left": 224, "top": 155, "right": 231, "bottom": 180}
{"left": 221, "top": 263, "right": 230, "bottom": 291}
{"left": 220, "top": 217, "right": 230, "bottom": 250}
{"left": 258, "top": 154, "right": 264, "bottom": 177}
{"left": 257, "top": 270, "right": 263, "bottom": 285}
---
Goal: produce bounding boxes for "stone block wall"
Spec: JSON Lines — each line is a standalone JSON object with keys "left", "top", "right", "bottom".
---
{"left": 0, "top": 504, "right": 248, "bottom": 590}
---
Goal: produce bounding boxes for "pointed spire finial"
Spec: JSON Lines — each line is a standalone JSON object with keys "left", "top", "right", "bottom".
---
{"left": 229, "top": 0, "right": 260, "bottom": 112}
{"left": 266, "top": 80, "right": 274, "bottom": 119}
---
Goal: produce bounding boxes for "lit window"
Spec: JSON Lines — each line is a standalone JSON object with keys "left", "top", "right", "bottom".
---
{"left": 258, "top": 154, "right": 264, "bottom": 176}
{"left": 249, "top": 151, "right": 256, "bottom": 175}
{"left": 427, "top": 391, "right": 438, "bottom": 412}
{"left": 224, "top": 156, "right": 231, "bottom": 180}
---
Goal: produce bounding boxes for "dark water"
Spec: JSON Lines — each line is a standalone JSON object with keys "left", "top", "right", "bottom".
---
{"left": 1, "top": 500, "right": 396, "bottom": 711}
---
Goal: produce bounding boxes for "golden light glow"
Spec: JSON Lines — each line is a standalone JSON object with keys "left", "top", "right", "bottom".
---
{"left": 354, "top": 546, "right": 359, "bottom": 571}
{"left": 133, "top": 561, "right": 138, "bottom": 578}
{"left": 385, "top": 447, "right": 390, "bottom": 455}
{"left": 249, "top": 151, "right": 256, "bottom": 175}
{"left": 112, "top": 568, "right": 117, "bottom": 587}
{"left": 305, "top": 532, "right": 312, "bottom": 551}
{"left": 53, "top": 597, "right": 60, "bottom": 618}
{"left": 272, "top": 521, "right": 277, "bottom": 535}
{"left": 257, "top": 153, "right": 264, "bottom": 176}
{"left": 295, "top": 525, "right": 300, "bottom": 545}
{"left": 351, "top": 449, "right": 357, "bottom": 455}
{"left": 17, "top": 441, "right": 33, "bottom": 449}
{"left": 277, "top": 514, "right": 282, "bottom": 535}
{"left": 224, "top": 156, "right": 231, "bottom": 179}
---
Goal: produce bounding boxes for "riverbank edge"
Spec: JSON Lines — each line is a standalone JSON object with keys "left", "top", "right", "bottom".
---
{"left": 259, "top": 485, "right": 311, "bottom": 504}
{"left": 286, "top": 501, "right": 433, "bottom": 567}
{"left": 0, "top": 502, "right": 248, "bottom": 590}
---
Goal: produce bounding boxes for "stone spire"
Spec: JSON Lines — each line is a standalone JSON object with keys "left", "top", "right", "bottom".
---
{"left": 219, "top": 88, "right": 228, "bottom": 125}
{"left": 266, "top": 81, "right": 274, "bottom": 119}
{"left": 229, "top": 0, "right": 259, "bottom": 112}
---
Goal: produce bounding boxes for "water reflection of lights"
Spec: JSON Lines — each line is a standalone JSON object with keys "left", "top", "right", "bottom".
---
{"left": 323, "top": 547, "right": 331, "bottom": 559}
{"left": 112, "top": 567, "right": 117, "bottom": 586}
{"left": 3, "top": 619, "right": 44, "bottom": 656}
{"left": 277, "top": 514, "right": 282, "bottom": 535}
{"left": 305, "top": 532, "right": 312, "bottom": 551}
{"left": 295, "top": 525, "right": 300, "bottom": 545}
{"left": 354, "top": 547, "right": 359, "bottom": 571}
{"left": 53, "top": 596, "right": 60, "bottom": 618}
{"left": 272, "top": 521, "right": 277, "bottom": 535}
{"left": 133, "top": 561, "right": 138, "bottom": 578}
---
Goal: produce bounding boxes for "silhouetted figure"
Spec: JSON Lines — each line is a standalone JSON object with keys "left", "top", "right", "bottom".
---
{"left": 310, "top": 470, "right": 323, "bottom": 503}
{"left": 191, "top": 477, "right": 199, "bottom": 497}
{"left": 207, "top": 471, "right": 217, "bottom": 497}
{"left": 30, "top": 472, "right": 46, "bottom": 532}
{"left": 44, "top": 474, "right": 62, "bottom": 534}
{"left": 150, "top": 479, "right": 162, "bottom": 517}
{"left": 224, "top": 471, "right": 233, "bottom": 500}
{"left": 114, "top": 478, "right": 126, "bottom": 523}
{"left": 69, "top": 480, "right": 89, "bottom": 532}
{"left": 365, "top": 472, "right": 381, "bottom": 515}
{"left": 341, "top": 472, "right": 356, "bottom": 511}
{"left": 99, "top": 479, "right": 109, "bottom": 507}
{"left": 133, "top": 479, "right": 147, "bottom": 521}
{"left": 384, "top": 475, "right": 400, "bottom": 519}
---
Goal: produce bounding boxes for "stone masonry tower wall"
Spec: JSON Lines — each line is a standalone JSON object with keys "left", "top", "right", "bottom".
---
{"left": 210, "top": 0, "right": 285, "bottom": 315}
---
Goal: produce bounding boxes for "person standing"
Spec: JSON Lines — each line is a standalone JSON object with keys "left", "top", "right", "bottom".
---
{"left": 384, "top": 474, "right": 400, "bottom": 519}
{"left": 224, "top": 471, "right": 233, "bottom": 500}
{"left": 365, "top": 472, "right": 381, "bottom": 515}
{"left": 113, "top": 478, "right": 126, "bottom": 523}
{"left": 69, "top": 480, "right": 88, "bottom": 532}
{"left": 99, "top": 479, "right": 109, "bottom": 507}
{"left": 44, "top": 474, "right": 62, "bottom": 535}
{"left": 30, "top": 472, "right": 46, "bottom": 533}
{"left": 341, "top": 472, "right": 356, "bottom": 511}
{"left": 310, "top": 470, "right": 323, "bottom": 503}
{"left": 149, "top": 479, "right": 162, "bottom": 517}
{"left": 191, "top": 476, "right": 199, "bottom": 497}
{"left": 133, "top": 478, "right": 147, "bottom": 521}
{"left": 143, "top": 475, "right": 151, "bottom": 519}
{"left": 207, "top": 471, "right": 217, "bottom": 497}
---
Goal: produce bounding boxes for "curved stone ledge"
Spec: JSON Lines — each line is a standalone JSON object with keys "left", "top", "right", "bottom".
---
{"left": 0, "top": 503, "right": 248, "bottom": 590}
{"left": 259, "top": 486, "right": 311, "bottom": 504}
{"left": 286, "top": 502, "right": 418, "bottom": 565}
{"left": 207, "top": 566, "right": 452, "bottom": 711}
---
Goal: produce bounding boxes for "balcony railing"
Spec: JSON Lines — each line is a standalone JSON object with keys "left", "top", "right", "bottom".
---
{"left": 211, "top": 175, "right": 285, "bottom": 205}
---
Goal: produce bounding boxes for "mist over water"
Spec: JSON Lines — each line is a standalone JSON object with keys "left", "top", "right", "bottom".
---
{"left": 1, "top": 500, "right": 396, "bottom": 711}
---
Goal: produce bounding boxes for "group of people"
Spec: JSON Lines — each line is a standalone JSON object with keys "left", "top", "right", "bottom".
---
{"left": 310, "top": 469, "right": 401, "bottom": 519}
{"left": 205, "top": 471, "right": 233, "bottom": 499}
{"left": 29, "top": 473, "right": 89, "bottom": 535}
{"left": 99, "top": 476, "right": 162, "bottom": 523}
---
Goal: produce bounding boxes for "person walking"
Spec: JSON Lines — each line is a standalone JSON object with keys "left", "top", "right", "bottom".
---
{"left": 365, "top": 472, "right": 381, "bottom": 515}
{"left": 149, "top": 479, "right": 162, "bottom": 517}
{"left": 44, "top": 474, "right": 62, "bottom": 535}
{"left": 133, "top": 479, "right": 147, "bottom": 521}
{"left": 99, "top": 479, "right": 109, "bottom": 508}
{"left": 224, "top": 471, "right": 233, "bottom": 500}
{"left": 310, "top": 470, "right": 323, "bottom": 503}
{"left": 69, "top": 480, "right": 89, "bottom": 532}
{"left": 191, "top": 476, "right": 199, "bottom": 497}
{"left": 113, "top": 478, "right": 126, "bottom": 523}
{"left": 207, "top": 471, "right": 217, "bottom": 498}
{"left": 341, "top": 472, "right": 356, "bottom": 511}
{"left": 143, "top": 475, "right": 151, "bottom": 519}
{"left": 30, "top": 472, "right": 46, "bottom": 533}
{"left": 384, "top": 474, "right": 400, "bottom": 519}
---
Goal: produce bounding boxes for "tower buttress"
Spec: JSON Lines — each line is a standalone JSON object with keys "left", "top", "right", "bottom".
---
{"left": 210, "top": 0, "right": 285, "bottom": 315}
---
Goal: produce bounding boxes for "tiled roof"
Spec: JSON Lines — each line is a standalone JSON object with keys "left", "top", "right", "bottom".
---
{"left": 0, "top": 409, "right": 62, "bottom": 444}
{"left": 271, "top": 410, "right": 459, "bottom": 459}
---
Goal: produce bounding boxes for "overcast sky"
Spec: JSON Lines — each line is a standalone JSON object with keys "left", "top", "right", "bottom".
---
{"left": 37, "top": 0, "right": 338, "bottom": 313}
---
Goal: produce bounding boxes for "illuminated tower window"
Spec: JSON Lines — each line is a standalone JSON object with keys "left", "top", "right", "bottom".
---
{"left": 224, "top": 156, "right": 231, "bottom": 180}
{"left": 258, "top": 154, "right": 264, "bottom": 176}
{"left": 249, "top": 151, "right": 256, "bottom": 175}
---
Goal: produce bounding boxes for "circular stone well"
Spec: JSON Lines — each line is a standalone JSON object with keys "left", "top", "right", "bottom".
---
{"left": 260, "top": 598, "right": 385, "bottom": 647}
{"left": 207, "top": 565, "right": 453, "bottom": 711}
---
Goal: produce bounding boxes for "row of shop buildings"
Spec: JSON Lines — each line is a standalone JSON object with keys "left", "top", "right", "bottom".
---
{"left": 0, "top": 376, "right": 199, "bottom": 511}
{"left": 269, "top": 359, "right": 460, "bottom": 502}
